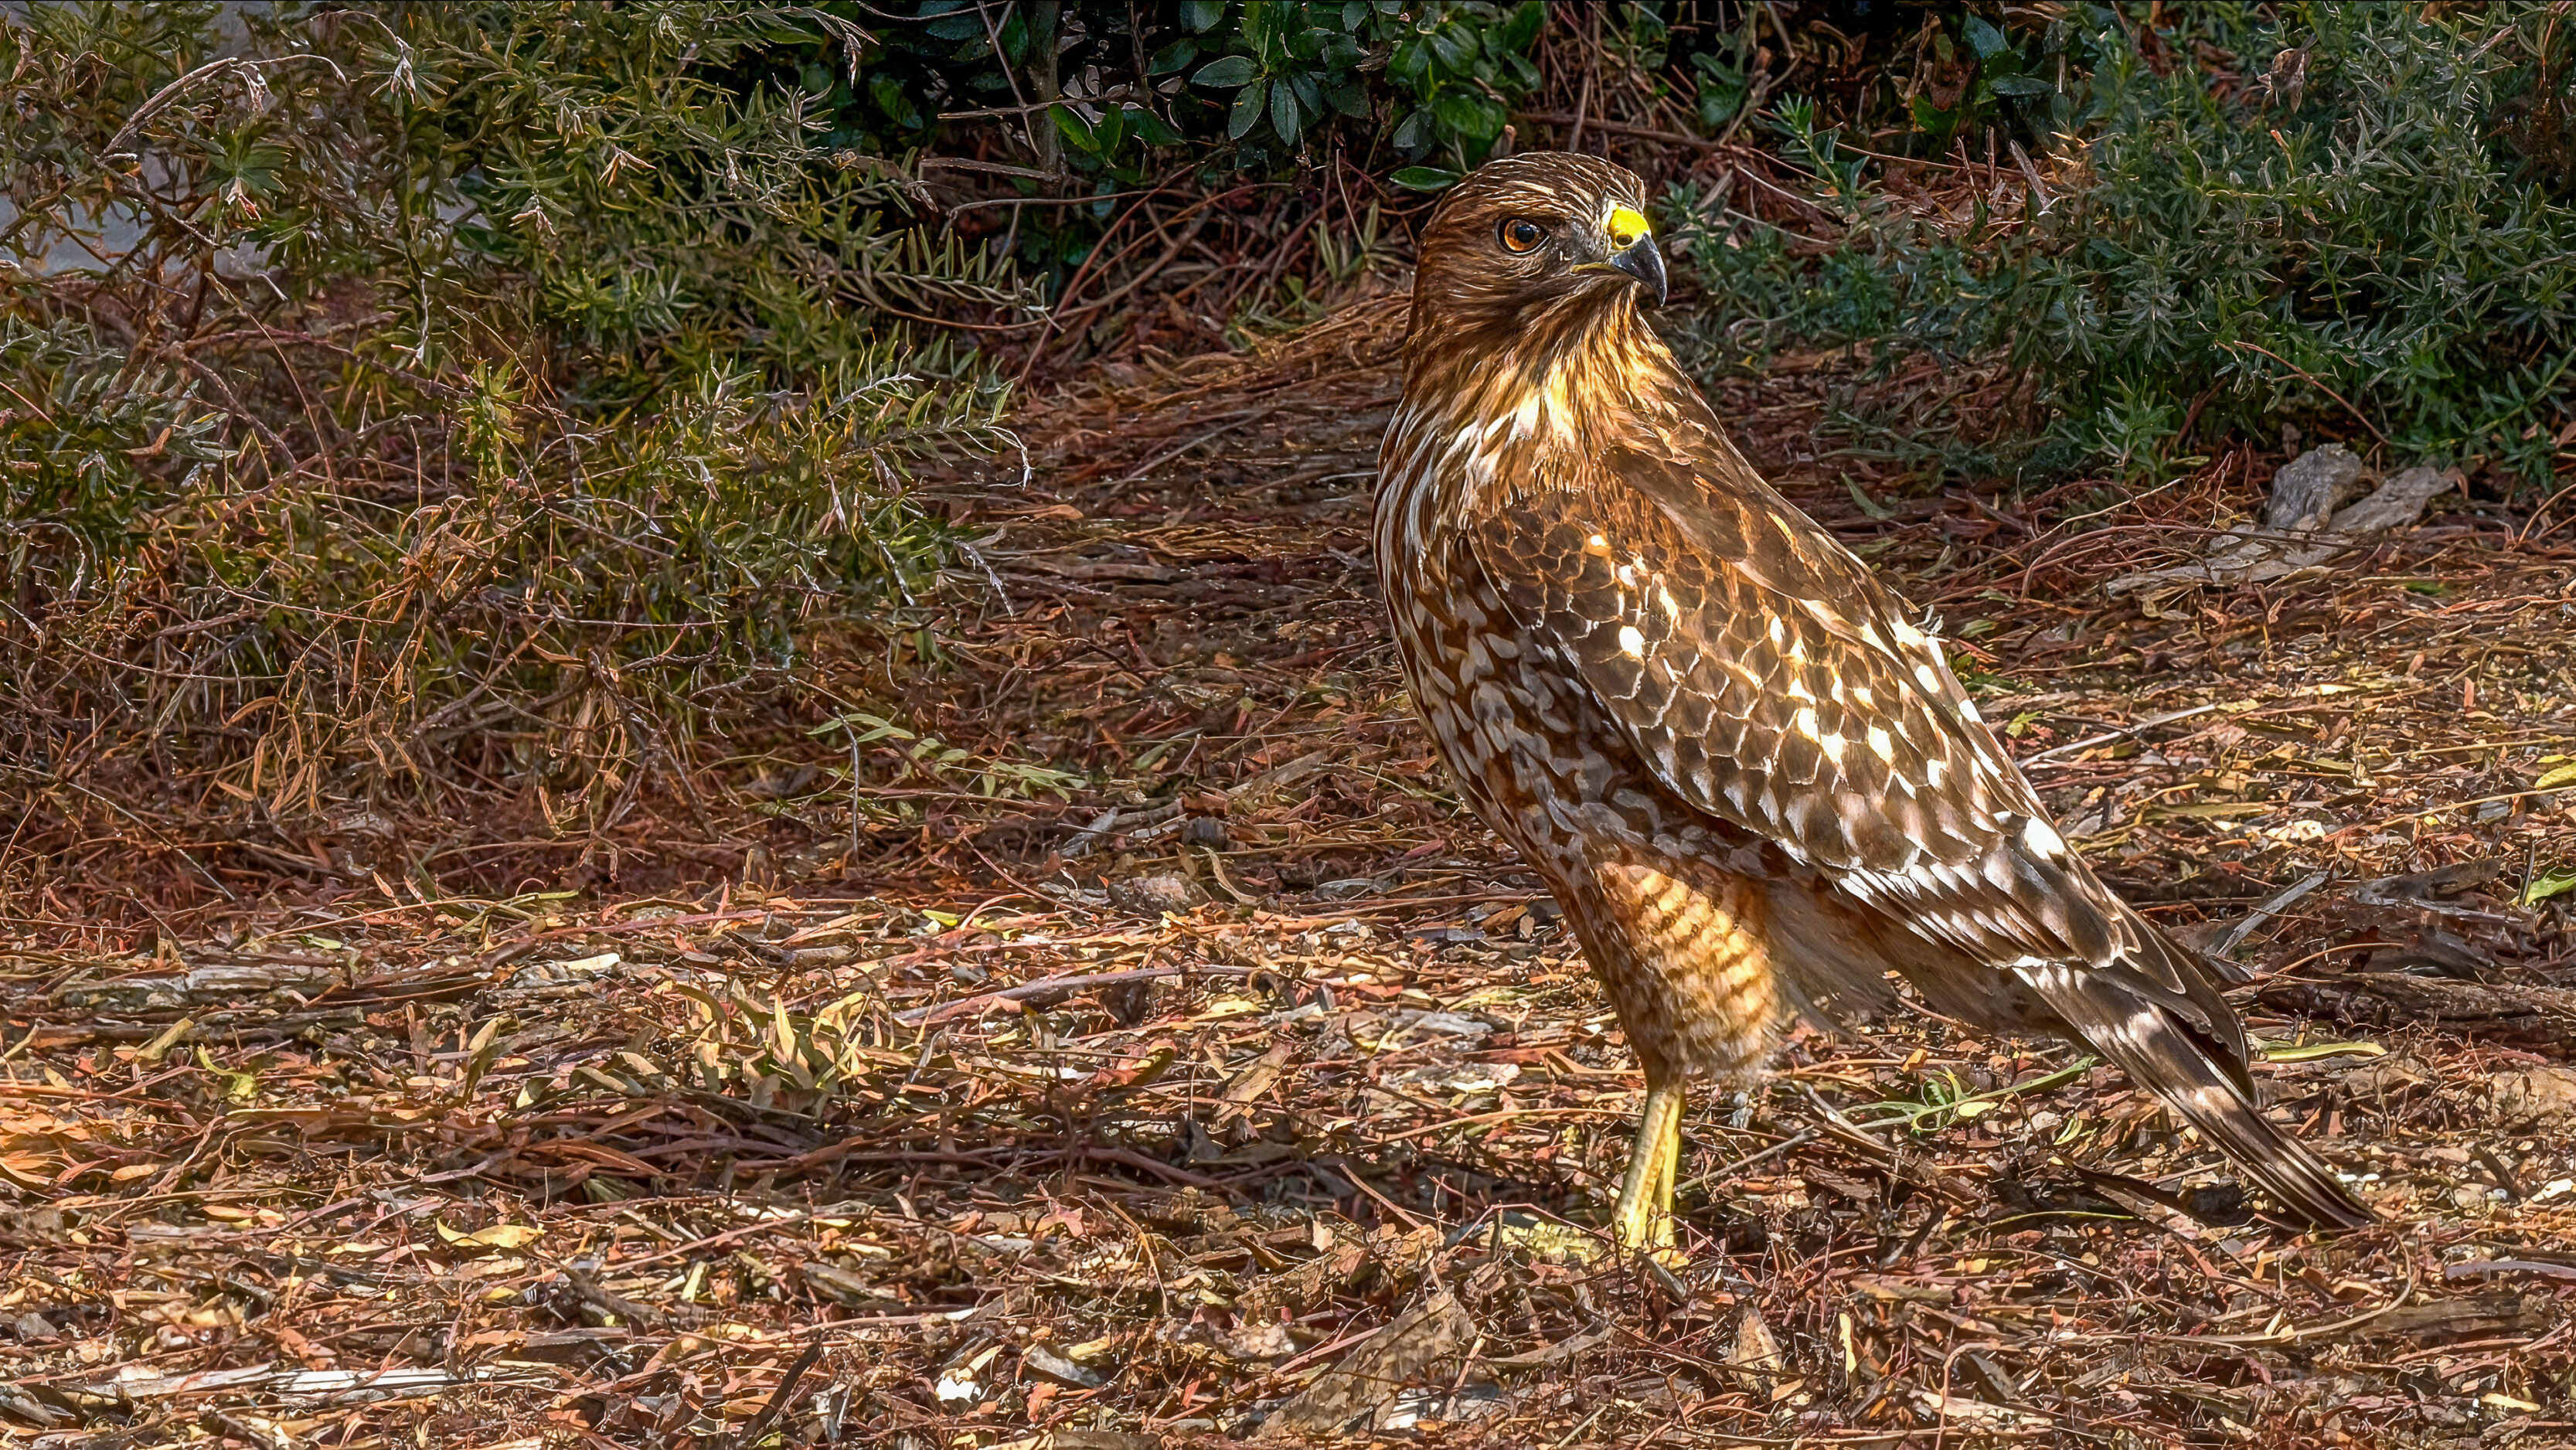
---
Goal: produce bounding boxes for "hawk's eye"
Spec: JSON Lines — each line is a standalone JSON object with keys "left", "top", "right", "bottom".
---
{"left": 1498, "top": 217, "right": 1547, "bottom": 254}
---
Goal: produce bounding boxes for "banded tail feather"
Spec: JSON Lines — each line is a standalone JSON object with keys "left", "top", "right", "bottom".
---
{"left": 2016, "top": 960, "right": 2374, "bottom": 1229}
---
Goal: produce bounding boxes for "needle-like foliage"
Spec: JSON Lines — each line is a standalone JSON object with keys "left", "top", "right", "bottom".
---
{"left": 1676, "top": 2, "right": 2576, "bottom": 483}
{"left": 0, "top": 3, "right": 1030, "bottom": 865}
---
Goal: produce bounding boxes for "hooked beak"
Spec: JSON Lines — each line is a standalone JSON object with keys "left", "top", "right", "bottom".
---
{"left": 1578, "top": 204, "right": 1667, "bottom": 307}
{"left": 1608, "top": 233, "right": 1668, "bottom": 308}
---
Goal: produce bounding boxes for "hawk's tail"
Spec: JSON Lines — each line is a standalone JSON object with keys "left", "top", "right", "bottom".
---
{"left": 2024, "top": 969, "right": 2375, "bottom": 1230}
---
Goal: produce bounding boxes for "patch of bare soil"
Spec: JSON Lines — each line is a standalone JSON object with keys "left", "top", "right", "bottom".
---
{"left": 6, "top": 296, "right": 2575, "bottom": 1448}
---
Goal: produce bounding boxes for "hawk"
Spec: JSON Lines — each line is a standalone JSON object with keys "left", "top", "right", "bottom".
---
{"left": 1375, "top": 152, "right": 2370, "bottom": 1254}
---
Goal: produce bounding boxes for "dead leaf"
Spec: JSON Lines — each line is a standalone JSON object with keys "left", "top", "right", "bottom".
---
{"left": 436, "top": 1222, "right": 544, "bottom": 1251}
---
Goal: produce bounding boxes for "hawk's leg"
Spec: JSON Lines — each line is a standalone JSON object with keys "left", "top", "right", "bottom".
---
{"left": 1611, "top": 1076, "right": 1687, "bottom": 1262}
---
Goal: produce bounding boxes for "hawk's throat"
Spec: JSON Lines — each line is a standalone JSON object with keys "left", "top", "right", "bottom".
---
{"left": 1384, "top": 295, "right": 1683, "bottom": 519}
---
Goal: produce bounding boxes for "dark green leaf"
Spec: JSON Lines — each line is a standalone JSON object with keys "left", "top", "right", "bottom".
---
{"left": 1427, "top": 27, "right": 1473, "bottom": 75}
{"left": 1391, "top": 104, "right": 1431, "bottom": 152}
{"left": 1962, "top": 15, "right": 2008, "bottom": 60}
{"left": 1498, "top": 1, "right": 1546, "bottom": 53}
{"left": 869, "top": 75, "right": 922, "bottom": 130}
{"left": 1227, "top": 81, "right": 1265, "bottom": 138}
{"left": 1240, "top": 1, "right": 1277, "bottom": 53}
{"left": 1699, "top": 77, "right": 1744, "bottom": 131}
{"left": 1180, "top": 0, "right": 1226, "bottom": 33}
{"left": 1193, "top": 54, "right": 1260, "bottom": 89}
{"left": 1389, "top": 36, "right": 1428, "bottom": 87}
{"left": 1989, "top": 74, "right": 2056, "bottom": 97}
{"left": 1051, "top": 104, "right": 1098, "bottom": 153}
{"left": 1270, "top": 77, "right": 1304, "bottom": 145}
{"left": 1148, "top": 39, "right": 1198, "bottom": 76}
{"left": 1390, "top": 165, "right": 1460, "bottom": 191}
{"left": 1432, "top": 87, "right": 1505, "bottom": 141}
{"left": 1287, "top": 71, "right": 1322, "bottom": 117}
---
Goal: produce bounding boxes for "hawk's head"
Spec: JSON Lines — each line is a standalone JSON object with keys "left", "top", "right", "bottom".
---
{"left": 1409, "top": 152, "right": 1667, "bottom": 342}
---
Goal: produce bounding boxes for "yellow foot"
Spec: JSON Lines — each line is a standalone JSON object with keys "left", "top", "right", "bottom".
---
{"left": 1612, "top": 1194, "right": 1689, "bottom": 1268}
{"left": 1610, "top": 1078, "right": 1689, "bottom": 1266}
{"left": 1609, "top": 1198, "right": 1677, "bottom": 1255}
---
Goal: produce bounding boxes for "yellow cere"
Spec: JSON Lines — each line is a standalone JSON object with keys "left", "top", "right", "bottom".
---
{"left": 1606, "top": 205, "right": 1651, "bottom": 249}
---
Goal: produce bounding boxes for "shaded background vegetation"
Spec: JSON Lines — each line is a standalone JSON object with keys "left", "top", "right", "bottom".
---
{"left": 3, "top": 0, "right": 2572, "bottom": 921}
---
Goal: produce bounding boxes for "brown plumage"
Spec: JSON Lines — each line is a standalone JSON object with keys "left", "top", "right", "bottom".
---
{"left": 1375, "top": 152, "right": 2371, "bottom": 1250}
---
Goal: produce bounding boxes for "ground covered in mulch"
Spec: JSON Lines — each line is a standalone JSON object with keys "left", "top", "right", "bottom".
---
{"left": 7, "top": 294, "right": 2576, "bottom": 1448}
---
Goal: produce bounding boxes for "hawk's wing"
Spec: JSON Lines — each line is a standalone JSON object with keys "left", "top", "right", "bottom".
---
{"left": 1465, "top": 427, "right": 2234, "bottom": 1046}
{"left": 1462, "top": 426, "right": 2373, "bottom": 1227}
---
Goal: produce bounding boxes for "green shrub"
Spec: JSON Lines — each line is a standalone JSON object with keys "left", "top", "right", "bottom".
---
{"left": 0, "top": 0, "right": 1750, "bottom": 883}
{"left": 752, "top": 0, "right": 1553, "bottom": 282}
{"left": 911, "top": 0, "right": 1542, "bottom": 173}
{"left": 1676, "top": 2, "right": 2576, "bottom": 483}
{"left": 1170, "top": 0, "right": 1544, "bottom": 182}
{"left": 0, "top": 2, "right": 1022, "bottom": 852}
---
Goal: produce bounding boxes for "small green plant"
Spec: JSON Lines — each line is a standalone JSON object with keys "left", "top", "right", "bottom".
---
{"left": 2523, "top": 870, "right": 2576, "bottom": 907}
{"left": 1771, "top": 96, "right": 1871, "bottom": 220}
{"left": 1856, "top": 1058, "right": 2094, "bottom": 1135}
{"left": 812, "top": 712, "right": 1086, "bottom": 802}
